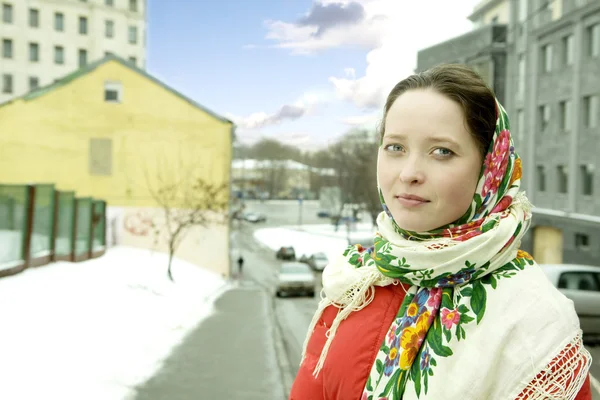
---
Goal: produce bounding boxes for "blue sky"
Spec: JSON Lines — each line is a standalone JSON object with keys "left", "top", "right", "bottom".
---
{"left": 146, "top": 0, "right": 480, "bottom": 151}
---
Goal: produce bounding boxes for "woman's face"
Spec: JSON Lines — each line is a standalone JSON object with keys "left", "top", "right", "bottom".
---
{"left": 378, "top": 88, "right": 483, "bottom": 232}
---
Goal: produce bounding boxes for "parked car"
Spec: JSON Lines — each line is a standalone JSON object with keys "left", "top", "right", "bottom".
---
{"left": 306, "top": 252, "right": 329, "bottom": 271}
{"left": 244, "top": 212, "right": 267, "bottom": 223}
{"left": 541, "top": 264, "right": 600, "bottom": 345}
{"left": 275, "top": 262, "right": 316, "bottom": 297}
{"left": 276, "top": 246, "right": 296, "bottom": 260}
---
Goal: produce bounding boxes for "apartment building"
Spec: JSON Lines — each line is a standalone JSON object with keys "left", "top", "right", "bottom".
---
{"left": 508, "top": 0, "right": 600, "bottom": 265}
{"left": 417, "top": 0, "right": 600, "bottom": 266}
{"left": 0, "top": 0, "right": 146, "bottom": 104}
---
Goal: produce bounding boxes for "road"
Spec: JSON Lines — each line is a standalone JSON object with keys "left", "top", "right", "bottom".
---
{"left": 235, "top": 200, "right": 600, "bottom": 399}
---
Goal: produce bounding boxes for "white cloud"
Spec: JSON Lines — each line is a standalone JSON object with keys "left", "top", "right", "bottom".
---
{"left": 344, "top": 68, "right": 356, "bottom": 79}
{"left": 341, "top": 112, "right": 381, "bottom": 128}
{"left": 263, "top": 0, "right": 386, "bottom": 54}
{"left": 328, "top": 0, "right": 481, "bottom": 109}
{"left": 227, "top": 92, "right": 330, "bottom": 130}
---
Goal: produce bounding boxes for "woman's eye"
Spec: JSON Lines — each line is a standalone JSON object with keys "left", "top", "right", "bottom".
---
{"left": 433, "top": 148, "right": 454, "bottom": 157}
{"left": 384, "top": 144, "right": 404, "bottom": 152}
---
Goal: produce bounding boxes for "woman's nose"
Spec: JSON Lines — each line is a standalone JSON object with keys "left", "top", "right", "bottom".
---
{"left": 398, "top": 156, "right": 425, "bottom": 184}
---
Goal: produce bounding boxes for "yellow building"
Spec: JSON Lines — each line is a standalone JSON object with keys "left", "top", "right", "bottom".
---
{"left": 0, "top": 54, "right": 234, "bottom": 277}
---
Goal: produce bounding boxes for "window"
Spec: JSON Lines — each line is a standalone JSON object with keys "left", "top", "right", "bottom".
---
{"left": 128, "top": 26, "right": 138, "bottom": 44}
{"left": 541, "top": 43, "right": 553, "bottom": 72}
{"left": 54, "top": 46, "right": 64, "bottom": 65}
{"left": 2, "top": 74, "right": 12, "bottom": 94}
{"left": 539, "top": 104, "right": 551, "bottom": 133}
{"left": 104, "top": 81, "right": 122, "bottom": 103}
{"left": 128, "top": 56, "right": 137, "bottom": 65}
{"left": 537, "top": 165, "right": 546, "bottom": 192}
{"left": 105, "top": 20, "right": 114, "bottom": 38}
{"left": 2, "top": 3, "right": 12, "bottom": 24}
{"left": 562, "top": 35, "right": 574, "bottom": 66}
{"left": 559, "top": 100, "right": 571, "bottom": 133}
{"left": 557, "top": 271, "right": 598, "bottom": 290}
{"left": 587, "top": 23, "right": 600, "bottom": 57}
{"left": 129, "top": 0, "right": 138, "bottom": 12}
{"left": 105, "top": 0, "right": 114, "bottom": 6}
{"left": 580, "top": 164, "right": 594, "bottom": 195}
{"left": 29, "top": 76, "right": 39, "bottom": 91}
{"left": 2, "top": 38, "right": 12, "bottom": 59}
{"left": 89, "top": 138, "right": 113, "bottom": 176}
{"left": 583, "top": 95, "right": 599, "bottom": 128}
{"left": 55, "top": 12, "right": 64, "bottom": 32}
{"left": 518, "top": 54, "right": 526, "bottom": 99}
{"left": 557, "top": 165, "right": 568, "bottom": 194}
{"left": 29, "top": 42, "right": 39, "bottom": 62}
{"left": 78, "top": 49, "right": 87, "bottom": 68}
{"left": 79, "top": 16, "right": 88, "bottom": 35}
{"left": 575, "top": 234, "right": 590, "bottom": 251}
{"left": 29, "top": 8, "right": 39, "bottom": 27}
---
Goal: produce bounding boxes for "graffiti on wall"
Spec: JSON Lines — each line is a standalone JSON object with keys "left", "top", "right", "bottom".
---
{"left": 123, "top": 211, "right": 155, "bottom": 237}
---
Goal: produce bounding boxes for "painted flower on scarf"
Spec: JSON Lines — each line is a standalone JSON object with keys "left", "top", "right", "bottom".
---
{"left": 427, "top": 287, "right": 442, "bottom": 308}
{"left": 441, "top": 307, "right": 461, "bottom": 330}
{"left": 384, "top": 335, "right": 401, "bottom": 376}
{"left": 399, "top": 311, "right": 430, "bottom": 369}
{"left": 491, "top": 195, "right": 513, "bottom": 215}
{"left": 388, "top": 322, "right": 398, "bottom": 343}
{"left": 420, "top": 347, "right": 432, "bottom": 372}
{"left": 509, "top": 157, "right": 522, "bottom": 186}
{"left": 482, "top": 129, "right": 511, "bottom": 201}
{"left": 399, "top": 290, "right": 429, "bottom": 328}
{"left": 438, "top": 269, "right": 475, "bottom": 287}
{"left": 454, "top": 229, "right": 484, "bottom": 242}
{"left": 517, "top": 249, "right": 533, "bottom": 260}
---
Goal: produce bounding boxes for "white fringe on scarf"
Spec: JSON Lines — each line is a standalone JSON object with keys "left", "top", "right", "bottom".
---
{"left": 515, "top": 332, "right": 592, "bottom": 400}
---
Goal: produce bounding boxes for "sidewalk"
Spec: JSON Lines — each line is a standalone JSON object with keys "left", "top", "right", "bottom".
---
{"left": 132, "top": 282, "right": 286, "bottom": 400}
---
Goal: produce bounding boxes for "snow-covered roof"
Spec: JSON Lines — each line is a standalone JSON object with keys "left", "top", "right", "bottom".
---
{"left": 232, "top": 159, "right": 335, "bottom": 176}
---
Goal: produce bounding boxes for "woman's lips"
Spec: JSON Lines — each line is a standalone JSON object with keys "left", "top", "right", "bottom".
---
{"left": 395, "top": 195, "right": 430, "bottom": 208}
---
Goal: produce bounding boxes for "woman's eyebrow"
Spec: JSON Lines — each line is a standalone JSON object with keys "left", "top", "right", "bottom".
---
{"left": 425, "top": 136, "right": 460, "bottom": 147}
{"left": 383, "top": 133, "right": 460, "bottom": 147}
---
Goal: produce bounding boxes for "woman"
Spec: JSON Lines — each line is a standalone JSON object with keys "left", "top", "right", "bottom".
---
{"left": 290, "top": 64, "right": 592, "bottom": 399}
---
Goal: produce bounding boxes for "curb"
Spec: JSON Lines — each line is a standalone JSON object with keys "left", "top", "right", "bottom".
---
{"left": 269, "top": 293, "right": 295, "bottom": 398}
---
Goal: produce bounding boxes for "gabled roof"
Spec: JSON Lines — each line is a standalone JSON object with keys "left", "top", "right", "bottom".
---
{"left": 0, "top": 53, "right": 233, "bottom": 125}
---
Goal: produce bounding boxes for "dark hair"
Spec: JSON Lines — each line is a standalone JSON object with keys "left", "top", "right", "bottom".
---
{"left": 380, "top": 64, "right": 496, "bottom": 159}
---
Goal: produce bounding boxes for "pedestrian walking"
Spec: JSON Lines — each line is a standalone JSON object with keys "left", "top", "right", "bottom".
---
{"left": 290, "top": 64, "right": 592, "bottom": 399}
{"left": 237, "top": 255, "right": 244, "bottom": 277}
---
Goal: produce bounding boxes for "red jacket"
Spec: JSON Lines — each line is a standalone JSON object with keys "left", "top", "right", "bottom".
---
{"left": 290, "top": 284, "right": 592, "bottom": 400}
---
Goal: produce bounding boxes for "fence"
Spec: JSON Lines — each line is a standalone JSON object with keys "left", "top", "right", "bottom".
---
{"left": 0, "top": 183, "right": 107, "bottom": 278}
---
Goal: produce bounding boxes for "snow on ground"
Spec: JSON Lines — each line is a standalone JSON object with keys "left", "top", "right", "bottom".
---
{"left": 0, "top": 246, "right": 229, "bottom": 400}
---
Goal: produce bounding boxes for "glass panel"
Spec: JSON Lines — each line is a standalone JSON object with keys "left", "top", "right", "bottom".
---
{"left": 75, "top": 198, "right": 92, "bottom": 256}
{"left": 55, "top": 192, "right": 75, "bottom": 256}
{"left": 30, "top": 185, "right": 55, "bottom": 258}
{"left": 92, "top": 200, "right": 106, "bottom": 251}
{"left": 0, "top": 185, "right": 29, "bottom": 265}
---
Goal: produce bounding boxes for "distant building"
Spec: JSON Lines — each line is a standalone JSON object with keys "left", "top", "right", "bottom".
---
{"left": 232, "top": 159, "right": 335, "bottom": 200}
{"left": 416, "top": 0, "right": 600, "bottom": 266}
{"left": 0, "top": 0, "right": 146, "bottom": 104}
{"left": 0, "top": 55, "right": 234, "bottom": 277}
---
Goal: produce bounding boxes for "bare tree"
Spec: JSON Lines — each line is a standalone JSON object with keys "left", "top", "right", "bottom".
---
{"left": 147, "top": 156, "right": 228, "bottom": 281}
{"left": 329, "top": 129, "right": 381, "bottom": 226}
